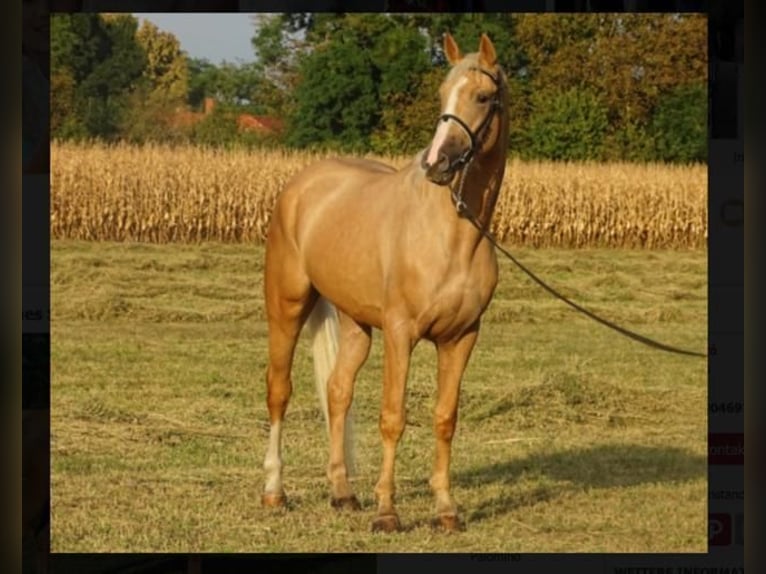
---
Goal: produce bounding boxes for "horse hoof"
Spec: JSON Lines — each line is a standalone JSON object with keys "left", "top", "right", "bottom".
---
{"left": 431, "top": 514, "right": 464, "bottom": 532}
{"left": 371, "top": 514, "right": 402, "bottom": 533}
{"left": 261, "top": 492, "right": 287, "bottom": 508}
{"left": 331, "top": 495, "right": 362, "bottom": 511}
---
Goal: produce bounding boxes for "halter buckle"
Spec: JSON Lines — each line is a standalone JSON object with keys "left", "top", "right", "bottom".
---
{"left": 451, "top": 185, "right": 468, "bottom": 215}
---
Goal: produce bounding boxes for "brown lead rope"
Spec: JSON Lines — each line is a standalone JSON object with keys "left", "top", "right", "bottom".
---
{"left": 455, "top": 201, "right": 708, "bottom": 359}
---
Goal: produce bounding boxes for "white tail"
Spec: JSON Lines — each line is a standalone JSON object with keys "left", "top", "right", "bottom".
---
{"left": 304, "top": 297, "right": 356, "bottom": 476}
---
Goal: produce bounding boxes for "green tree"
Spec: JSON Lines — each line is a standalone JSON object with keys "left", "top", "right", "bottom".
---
{"left": 515, "top": 13, "right": 707, "bottom": 162}
{"left": 191, "top": 106, "right": 241, "bottom": 149}
{"left": 136, "top": 19, "right": 189, "bottom": 104}
{"left": 581, "top": 14, "right": 707, "bottom": 126}
{"left": 250, "top": 14, "right": 305, "bottom": 119}
{"left": 118, "top": 20, "right": 190, "bottom": 143}
{"left": 49, "top": 69, "right": 82, "bottom": 138}
{"left": 187, "top": 58, "right": 270, "bottom": 111}
{"left": 79, "top": 15, "right": 146, "bottom": 139}
{"left": 650, "top": 83, "right": 707, "bottom": 163}
{"left": 276, "top": 14, "right": 434, "bottom": 152}
{"left": 186, "top": 57, "right": 219, "bottom": 109}
{"left": 287, "top": 38, "right": 379, "bottom": 151}
{"left": 50, "top": 14, "right": 146, "bottom": 140}
{"left": 264, "top": 13, "right": 533, "bottom": 156}
{"left": 605, "top": 118, "right": 656, "bottom": 163}
{"left": 368, "top": 21, "right": 432, "bottom": 154}
{"left": 51, "top": 13, "right": 110, "bottom": 84}
{"left": 50, "top": 13, "right": 109, "bottom": 139}
{"left": 525, "top": 87, "right": 609, "bottom": 161}
{"left": 250, "top": 13, "right": 301, "bottom": 76}
{"left": 50, "top": 14, "right": 79, "bottom": 75}
{"left": 372, "top": 66, "right": 443, "bottom": 156}
{"left": 419, "top": 13, "right": 525, "bottom": 70}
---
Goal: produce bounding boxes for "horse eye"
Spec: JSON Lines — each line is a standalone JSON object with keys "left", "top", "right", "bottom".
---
{"left": 477, "top": 93, "right": 490, "bottom": 104}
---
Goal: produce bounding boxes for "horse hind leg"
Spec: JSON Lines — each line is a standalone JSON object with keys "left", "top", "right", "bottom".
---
{"left": 261, "top": 239, "right": 316, "bottom": 508}
{"left": 307, "top": 305, "right": 371, "bottom": 511}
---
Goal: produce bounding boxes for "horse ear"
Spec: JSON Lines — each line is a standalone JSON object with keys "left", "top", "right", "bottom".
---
{"left": 478, "top": 33, "right": 497, "bottom": 68}
{"left": 443, "top": 33, "right": 463, "bottom": 65}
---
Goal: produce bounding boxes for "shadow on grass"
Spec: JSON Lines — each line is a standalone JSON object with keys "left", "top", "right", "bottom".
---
{"left": 446, "top": 443, "right": 706, "bottom": 523}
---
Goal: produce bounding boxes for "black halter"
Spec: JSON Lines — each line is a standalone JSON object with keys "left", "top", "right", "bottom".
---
{"left": 434, "top": 66, "right": 503, "bottom": 171}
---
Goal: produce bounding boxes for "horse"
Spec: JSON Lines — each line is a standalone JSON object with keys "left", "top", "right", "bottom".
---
{"left": 261, "top": 32, "right": 509, "bottom": 533}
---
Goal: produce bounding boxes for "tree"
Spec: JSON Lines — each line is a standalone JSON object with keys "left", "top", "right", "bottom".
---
{"left": 50, "top": 14, "right": 146, "bottom": 140}
{"left": 116, "top": 20, "right": 191, "bottom": 143}
{"left": 525, "top": 87, "right": 609, "bottom": 161}
{"left": 47, "top": 12, "right": 707, "bottom": 160}
{"left": 287, "top": 38, "right": 379, "bottom": 151}
{"left": 50, "top": 13, "right": 108, "bottom": 139}
{"left": 372, "top": 66, "right": 444, "bottom": 156}
{"left": 78, "top": 14, "right": 146, "bottom": 139}
{"left": 51, "top": 13, "right": 110, "bottom": 84}
{"left": 49, "top": 69, "right": 81, "bottom": 138}
{"left": 186, "top": 57, "right": 219, "bottom": 109}
{"left": 50, "top": 25, "right": 79, "bottom": 138}
{"left": 136, "top": 19, "right": 189, "bottom": 104}
{"left": 581, "top": 14, "right": 707, "bottom": 126}
{"left": 249, "top": 14, "right": 306, "bottom": 119}
{"left": 515, "top": 13, "right": 707, "bottom": 159}
{"left": 191, "top": 106, "right": 241, "bottom": 149}
{"left": 650, "top": 83, "right": 707, "bottom": 163}
{"left": 81, "top": 15, "right": 145, "bottom": 99}
{"left": 260, "top": 13, "right": 535, "bottom": 156}
{"left": 273, "top": 14, "right": 436, "bottom": 152}
{"left": 367, "top": 20, "right": 432, "bottom": 154}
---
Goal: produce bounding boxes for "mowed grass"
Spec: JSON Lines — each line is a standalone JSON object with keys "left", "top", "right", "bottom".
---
{"left": 50, "top": 240, "right": 708, "bottom": 553}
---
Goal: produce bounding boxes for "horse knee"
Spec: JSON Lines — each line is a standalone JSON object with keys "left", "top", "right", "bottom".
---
{"left": 328, "top": 376, "right": 353, "bottom": 409}
{"left": 379, "top": 412, "right": 405, "bottom": 441}
{"left": 434, "top": 410, "right": 457, "bottom": 441}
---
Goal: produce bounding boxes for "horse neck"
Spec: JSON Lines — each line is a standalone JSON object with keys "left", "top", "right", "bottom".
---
{"left": 459, "top": 117, "right": 509, "bottom": 239}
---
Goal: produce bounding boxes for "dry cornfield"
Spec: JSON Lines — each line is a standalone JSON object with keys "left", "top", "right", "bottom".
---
{"left": 51, "top": 141, "right": 707, "bottom": 248}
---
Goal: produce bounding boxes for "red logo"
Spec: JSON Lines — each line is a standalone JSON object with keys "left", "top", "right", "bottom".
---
{"left": 709, "top": 513, "right": 732, "bottom": 545}
{"left": 708, "top": 433, "right": 744, "bottom": 464}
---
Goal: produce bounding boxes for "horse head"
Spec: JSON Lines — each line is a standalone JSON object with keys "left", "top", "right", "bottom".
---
{"left": 422, "top": 33, "right": 506, "bottom": 186}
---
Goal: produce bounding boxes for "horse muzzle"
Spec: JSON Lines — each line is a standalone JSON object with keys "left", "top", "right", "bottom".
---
{"left": 421, "top": 142, "right": 467, "bottom": 186}
{"left": 422, "top": 152, "right": 455, "bottom": 185}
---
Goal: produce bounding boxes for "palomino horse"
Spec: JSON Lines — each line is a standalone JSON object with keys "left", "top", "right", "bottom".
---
{"left": 261, "top": 33, "right": 509, "bottom": 533}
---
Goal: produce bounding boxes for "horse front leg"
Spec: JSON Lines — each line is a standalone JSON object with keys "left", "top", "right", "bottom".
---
{"left": 372, "top": 318, "right": 414, "bottom": 533}
{"left": 430, "top": 322, "right": 480, "bottom": 532}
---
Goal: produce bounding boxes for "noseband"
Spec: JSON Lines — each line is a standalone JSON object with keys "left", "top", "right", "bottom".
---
{"left": 434, "top": 66, "right": 503, "bottom": 172}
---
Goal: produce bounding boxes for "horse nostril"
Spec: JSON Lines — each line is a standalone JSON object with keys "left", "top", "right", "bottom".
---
{"left": 436, "top": 152, "right": 450, "bottom": 172}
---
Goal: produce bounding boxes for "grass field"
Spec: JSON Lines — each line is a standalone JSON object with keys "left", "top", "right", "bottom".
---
{"left": 50, "top": 239, "right": 707, "bottom": 553}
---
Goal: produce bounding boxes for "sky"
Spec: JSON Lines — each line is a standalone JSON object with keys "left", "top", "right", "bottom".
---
{"left": 133, "top": 13, "right": 259, "bottom": 65}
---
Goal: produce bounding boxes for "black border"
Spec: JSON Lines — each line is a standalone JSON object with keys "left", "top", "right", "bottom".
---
{"left": 24, "top": 1, "right": 743, "bottom": 572}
